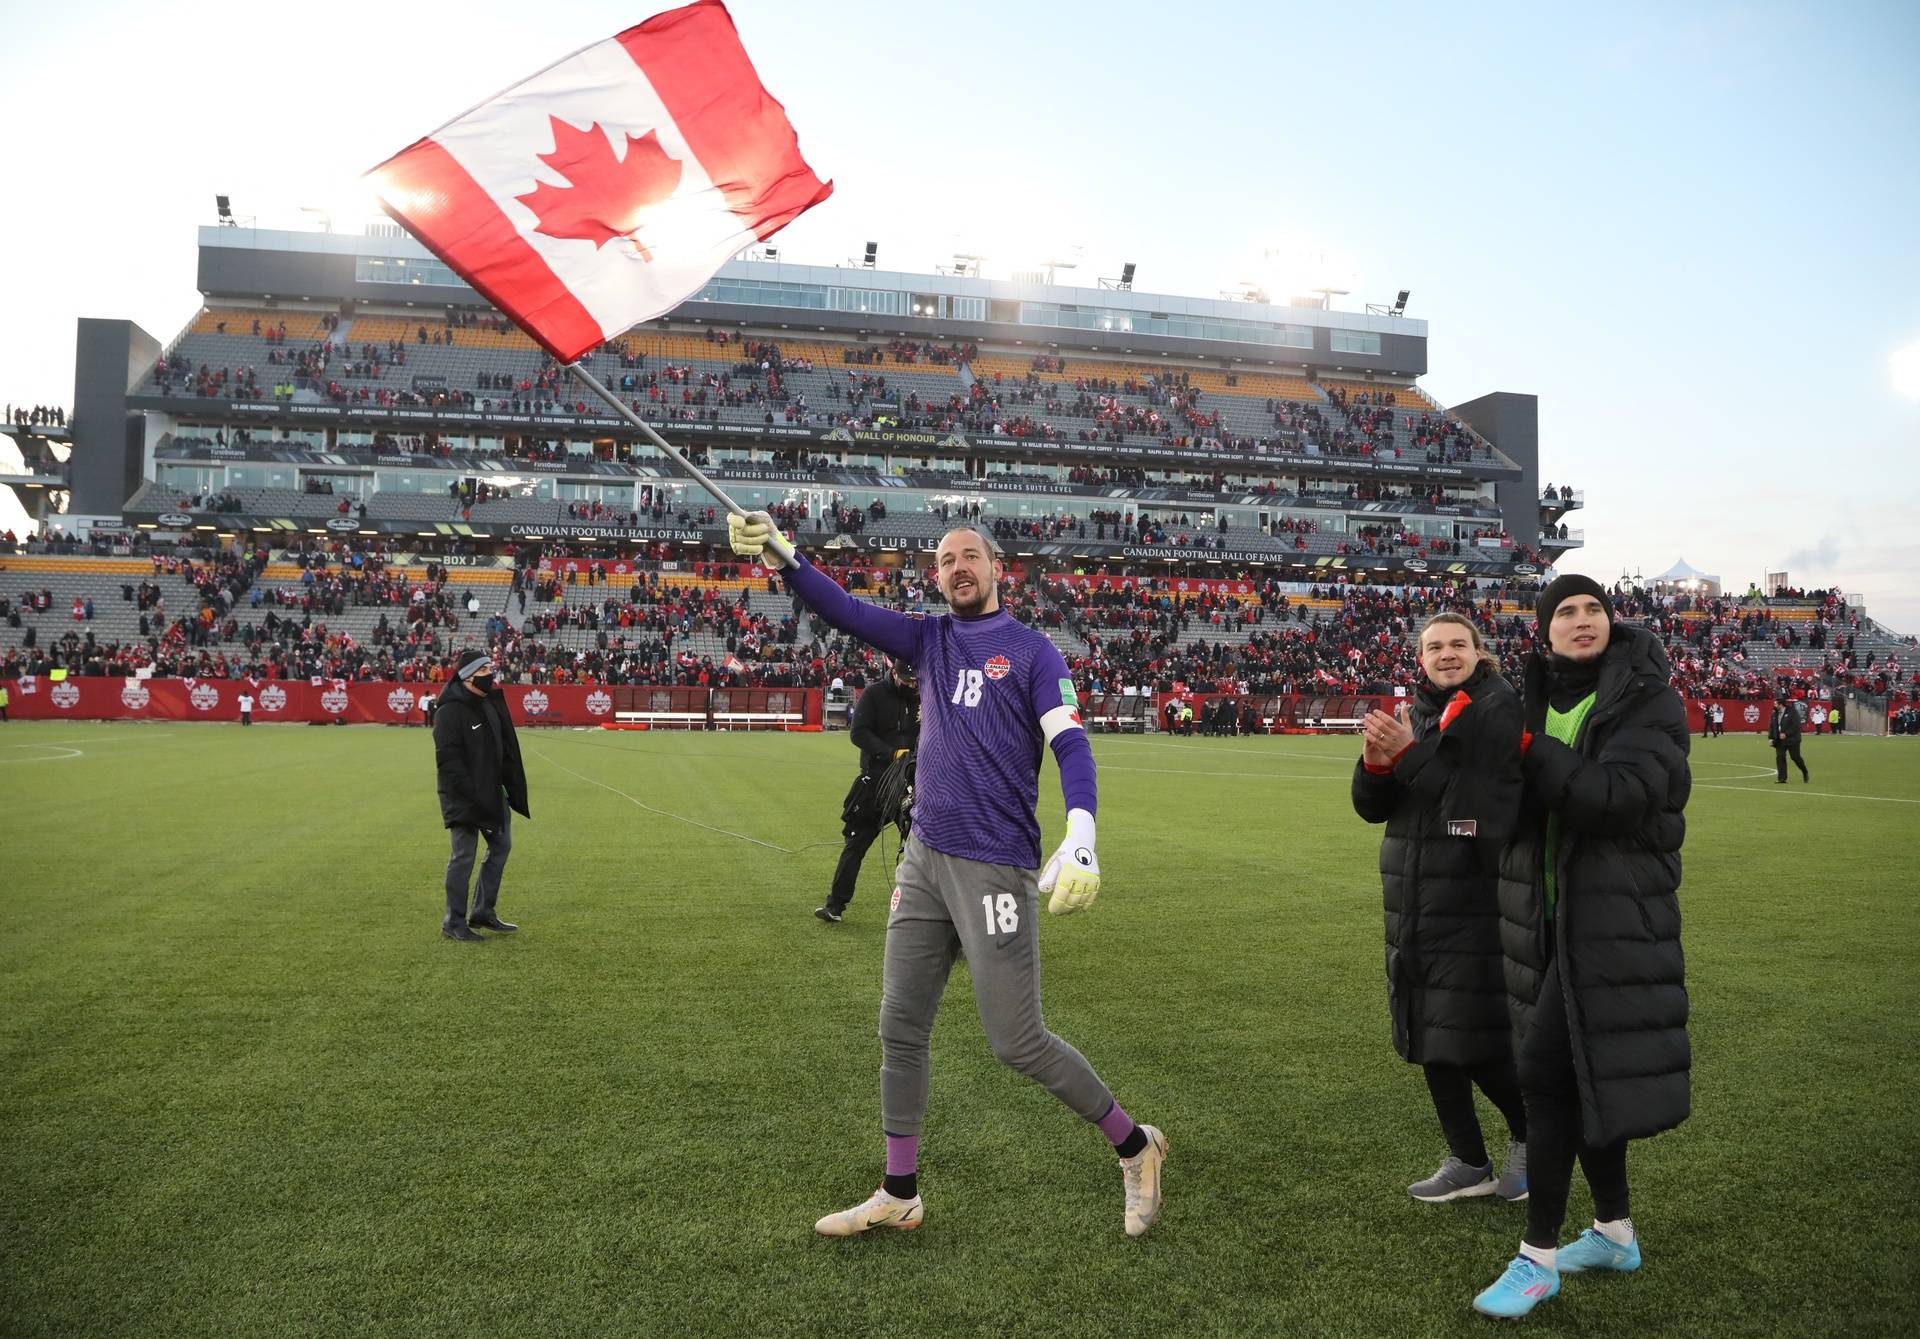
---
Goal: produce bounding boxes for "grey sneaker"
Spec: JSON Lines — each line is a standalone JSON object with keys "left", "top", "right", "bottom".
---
{"left": 1495, "top": 1139, "right": 1529, "bottom": 1202}
{"left": 1407, "top": 1155, "right": 1496, "bottom": 1202}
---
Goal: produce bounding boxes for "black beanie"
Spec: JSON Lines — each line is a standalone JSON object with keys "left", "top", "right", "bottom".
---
{"left": 1536, "top": 573, "right": 1614, "bottom": 630}
{"left": 453, "top": 649, "right": 489, "bottom": 678}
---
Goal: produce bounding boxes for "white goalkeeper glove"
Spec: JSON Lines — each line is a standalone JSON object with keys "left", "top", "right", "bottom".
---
{"left": 1039, "top": 808, "right": 1100, "bottom": 915}
{"left": 727, "top": 510, "right": 797, "bottom": 569}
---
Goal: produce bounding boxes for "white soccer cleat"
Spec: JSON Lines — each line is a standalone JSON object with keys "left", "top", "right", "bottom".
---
{"left": 812, "top": 1187, "right": 924, "bottom": 1237}
{"left": 1120, "top": 1125, "right": 1169, "bottom": 1237}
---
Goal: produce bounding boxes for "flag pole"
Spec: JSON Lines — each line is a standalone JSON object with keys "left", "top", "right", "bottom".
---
{"left": 565, "top": 362, "right": 751, "bottom": 520}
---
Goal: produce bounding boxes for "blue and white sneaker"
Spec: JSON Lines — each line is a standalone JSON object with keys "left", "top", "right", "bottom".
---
{"left": 1557, "top": 1227, "right": 1641, "bottom": 1274}
{"left": 1471, "top": 1255, "right": 1560, "bottom": 1320}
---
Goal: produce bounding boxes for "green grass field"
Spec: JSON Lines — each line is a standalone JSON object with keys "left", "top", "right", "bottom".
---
{"left": 2, "top": 721, "right": 1916, "bottom": 1338}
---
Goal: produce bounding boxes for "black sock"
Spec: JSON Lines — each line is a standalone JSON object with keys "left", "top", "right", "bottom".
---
{"left": 1115, "top": 1127, "right": 1149, "bottom": 1159}
{"left": 882, "top": 1172, "right": 917, "bottom": 1200}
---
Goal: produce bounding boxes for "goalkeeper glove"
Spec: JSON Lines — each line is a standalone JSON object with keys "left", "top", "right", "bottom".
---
{"left": 726, "top": 510, "right": 797, "bottom": 569}
{"left": 1039, "top": 808, "right": 1100, "bottom": 915}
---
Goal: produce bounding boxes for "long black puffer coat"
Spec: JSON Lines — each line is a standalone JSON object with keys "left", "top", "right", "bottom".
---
{"left": 1352, "top": 662, "right": 1525, "bottom": 1068}
{"left": 432, "top": 675, "right": 530, "bottom": 831}
{"left": 1500, "top": 622, "right": 1692, "bottom": 1146}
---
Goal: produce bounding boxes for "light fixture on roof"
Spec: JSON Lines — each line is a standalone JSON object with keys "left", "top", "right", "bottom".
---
{"left": 862, "top": 241, "right": 878, "bottom": 269}
{"left": 216, "top": 194, "right": 233, "bottom": 225}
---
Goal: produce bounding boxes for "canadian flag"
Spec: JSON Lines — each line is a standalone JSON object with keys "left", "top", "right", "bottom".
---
{"left": 365, "top": 1, "right": 831, "bottom": 364}
{"left": 723, "top": 654, "right": 746, "bottom": 674}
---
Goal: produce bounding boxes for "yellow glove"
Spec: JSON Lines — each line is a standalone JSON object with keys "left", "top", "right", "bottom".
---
{"left": 893, "top": 748, "right": 911, "bottom": 760}
{"left": 727, "top": 510, "right": 797, "bottom": 568}
{"left": 1039, "top": 808, "right": 1100, "bottom": 915}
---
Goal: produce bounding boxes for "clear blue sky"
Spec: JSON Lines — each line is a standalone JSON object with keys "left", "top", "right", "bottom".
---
{"left": 4, "top": 0, "right": 1916, "bottom": 625}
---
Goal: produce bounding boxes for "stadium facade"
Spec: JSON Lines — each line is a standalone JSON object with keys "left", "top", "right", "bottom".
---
{"left": 20, "top": 225, "right": 1579, "bottom": 583}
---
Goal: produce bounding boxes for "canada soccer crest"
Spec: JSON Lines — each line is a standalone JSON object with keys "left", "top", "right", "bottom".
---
{"left": 1743, "top": 705, "right": 1762, "bottom": 725}
{"left": 522, "top": 689, "right": 551, "bottom": 716}
{"left": 189, "top": 682, "right": 221, "bottom": 712}
{"left": 258, "top": 684, "right": 287, "bottom": 713}
{"left": 321, "top": 686, "right": 350, "bottom": 714}
{"left": 50, "top": 681, "right": 81, "bottom": 710}
{"left": 984, "top": 654, "right": 1011, "bottom": 681}
{"left": 585, "top": 690, "right": 613, "bottom": 716}
{"left": 387, "top": 687, "right": 419, "bottom": 715}
{"left": 120, "top": 681, "right": 151, "bottom": 710}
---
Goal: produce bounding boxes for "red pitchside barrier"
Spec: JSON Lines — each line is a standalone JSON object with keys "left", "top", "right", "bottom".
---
{"left": 3, "top": 676, "right": 823, "bottom": 728}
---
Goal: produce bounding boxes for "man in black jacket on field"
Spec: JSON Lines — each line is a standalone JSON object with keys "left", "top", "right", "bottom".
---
{"left": 433, "top": 650, "right": 530, "bottom": 941}
{"left": 816, "top": 657, "right": 919, "bottom": 923}
{"left": 1768, "top": 697, "right": 1808, "bottom": 783}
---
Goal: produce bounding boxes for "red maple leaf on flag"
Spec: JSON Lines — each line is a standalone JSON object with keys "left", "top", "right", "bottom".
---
{"left": 517, "top": 116, "right": 683, "bottom": 258}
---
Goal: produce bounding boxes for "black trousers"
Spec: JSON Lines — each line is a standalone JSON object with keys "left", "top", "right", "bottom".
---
{"left": 827, "top": 816, "right": 884, "bottom": 912}
{"left": 1775, "top": 741, "right": 1807, "bottom": 781}
{"left": 1518, "top": 953, "right": 1630, "bottom": 1248}
{"left": 1422, "top": 1061, "right": 1527, "bottom": 1167}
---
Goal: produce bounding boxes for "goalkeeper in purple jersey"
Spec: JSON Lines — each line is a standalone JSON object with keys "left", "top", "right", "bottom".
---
{"left": 729, "top": 513, "right": 1168, "bottom": 1239}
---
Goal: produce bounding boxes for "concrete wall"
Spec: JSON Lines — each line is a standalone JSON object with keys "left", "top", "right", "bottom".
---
{"left": 70, "top": 319, "right": 161, "bottom": 515}
{"left": 1453, "top": 392, "right": 1541, "bottom": 549}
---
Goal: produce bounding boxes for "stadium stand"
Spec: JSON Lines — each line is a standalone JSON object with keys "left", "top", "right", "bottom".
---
{"left": 36, "top": 229, "right": 1909, "bottom": 726}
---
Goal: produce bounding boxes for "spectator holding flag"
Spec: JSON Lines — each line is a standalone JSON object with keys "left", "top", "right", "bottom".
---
{"left": 1472, "top": 576, "right": 1692, "bottom": 1320}
{"left": 729, "top": 512, "right": 1168, "bottom": 1240}
{"left": 1353, "top": 613, "right": 1528, "bottom": 1206}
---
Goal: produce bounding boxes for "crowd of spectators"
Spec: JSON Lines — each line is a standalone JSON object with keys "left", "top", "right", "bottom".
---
{"left": 7, "top": 404, "right": 66, "bottom": 427}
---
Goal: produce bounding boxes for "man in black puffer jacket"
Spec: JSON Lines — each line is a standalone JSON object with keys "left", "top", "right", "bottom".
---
{"left": 433, "top": 650, "right": 531, "bottom": 942}
{"left": 1471, "top": 575, "right": 1691, "bottom": 1321}
{"left": 1353, "top": 613, "right": 1528, "bottom": 1205}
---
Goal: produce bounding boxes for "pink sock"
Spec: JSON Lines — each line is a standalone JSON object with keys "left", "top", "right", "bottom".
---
{"left": 1095, "top": 1101, "right": 1136, "bottom": 1146}
{"left": 885, "top": 1134, "right": 918, "bottom": 1177}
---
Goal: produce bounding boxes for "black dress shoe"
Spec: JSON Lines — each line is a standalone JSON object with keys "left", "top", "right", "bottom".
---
{"left": 468, "top": 914, "right": 518, "bottom": 933}
{"left": 442, "top": 921, "right": 485, "bottom": 942}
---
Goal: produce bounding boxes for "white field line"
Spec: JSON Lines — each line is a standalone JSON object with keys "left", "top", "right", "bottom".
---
{"left": 1692, "top": 783, "right": 1920, "bottom": 805}
{"left": 0, "top": 743, "right": 83, "bottom": 763}
{"left": 527, "top": 742, "right": 840, "bottom": 854}
{"left": 1102, "top": 764, "right": 1347, "bottom": 781}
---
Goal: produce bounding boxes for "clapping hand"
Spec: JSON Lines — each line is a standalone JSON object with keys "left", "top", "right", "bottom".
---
{"left": 1361, "top": 703, "right": 1415, "bottom": 765}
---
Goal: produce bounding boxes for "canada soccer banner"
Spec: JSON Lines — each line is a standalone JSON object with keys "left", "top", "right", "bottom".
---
{"left": 366, "top": 1, "right": 831, "bottom": 364}
{"left": 2, "top": 678, "right": 819, "bottom": 727}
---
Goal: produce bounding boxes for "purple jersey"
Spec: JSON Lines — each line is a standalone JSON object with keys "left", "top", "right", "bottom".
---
{"left": 786, "top": 560, "right": 1095, "bottom": 868}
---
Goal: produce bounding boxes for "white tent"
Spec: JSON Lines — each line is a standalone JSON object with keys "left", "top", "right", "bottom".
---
{"left": 1651, "top": 558, "right": 1720, "bottom": 594}
{"left": 1655, "top": 558, "right": 1712, "bottom": 582}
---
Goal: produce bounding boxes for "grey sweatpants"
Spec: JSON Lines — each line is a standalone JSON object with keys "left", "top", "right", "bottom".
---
{"left": 879, "top": 835, "right": 1113, "bottom": 1137}
{"left": 445, "top": 806, "right": 511, "bottom": 922}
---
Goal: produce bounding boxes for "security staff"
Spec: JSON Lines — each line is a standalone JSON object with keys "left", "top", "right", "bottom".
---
{"left": 1769, "top": 697, "right": 1809, "bottom": 783}
{"left": 816, "top": 657, "right": 919, "bottom": 923}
